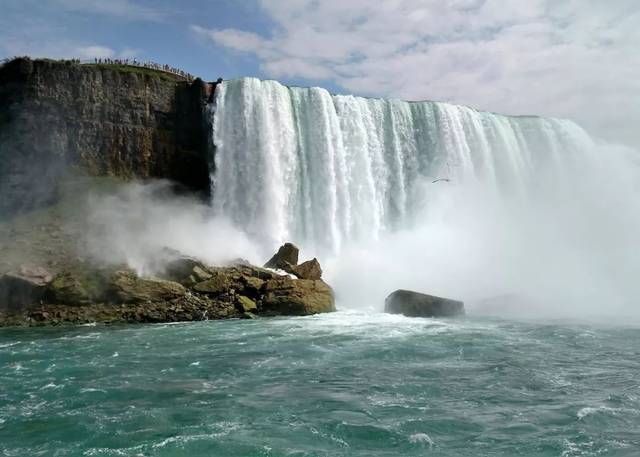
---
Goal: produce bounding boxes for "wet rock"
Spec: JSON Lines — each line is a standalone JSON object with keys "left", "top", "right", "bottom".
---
{"left": 236, "top": 295, "right": 257, "bottom": 313}
{"left": 109, "top": 271, "right": 186, "bottom": 303}
{"left": 17, "top": 266, "right": 53, "bottom": 284}
{"left": 292, "top": 258, "right": 322, "bottom": 280}
{"left": 48, "top": 272, "right": 92, "bottom": 305}
{"left": 193, "top": 272, "right": 232, "bottom": 295}
{"left": 262, "top": 278, "right": 335, "bottom": 315}
{"left": 0, "top": 273, "right": 48, "bottom": 311}
{"left": 264, "top": 243, "right": 299, "bottom": 270}
{"left": 237, "top": 265, "right": 278, "bottom": 281}
{"left": 162, "top": 257, "right": 212, "bottom": 285}
{"left": 239, "top": 276, "right": 264, "bottom": 298}
{"left": 384, "top": 289, "right": 464, "bottom": 317}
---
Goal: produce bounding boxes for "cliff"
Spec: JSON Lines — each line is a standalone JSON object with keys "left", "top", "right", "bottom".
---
{"left": 0, "top": 58, "right": 211, "bottom": 215}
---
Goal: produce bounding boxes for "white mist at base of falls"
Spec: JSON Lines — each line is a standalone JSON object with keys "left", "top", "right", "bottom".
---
{"left": 209, "top": 77, "right": 640, "bottom": 318}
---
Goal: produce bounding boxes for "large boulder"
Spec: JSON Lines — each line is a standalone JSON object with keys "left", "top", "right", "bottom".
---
{"left": 385, "top": 289, "right": 464, "bottom": 317}
{"left": 109, "top": 271, "right": 186, "bottom": 303}
{"left": 291, "top": 258, "right": 322, "bottom": 280}
{"left": 262, "top": 278, "right": 335, "bottom": 315}
{"left": 193, "top": 271, "right": 233, "bottom": 295}
{"left": 264, "top": 243, "right": 299, "bottom": 270}
{"left": 161, "top": 257, "right": 212, "bottom": 286}
{"left": 48, "top": 272, "right": 93, "bottom": 305}
{"left": 0, "top": 270, "right": 51, "bottom": 311}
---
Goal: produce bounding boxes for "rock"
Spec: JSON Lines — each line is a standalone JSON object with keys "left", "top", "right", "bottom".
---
{"left": 292, "top": 258, "right": 322, "bottom": 280}
{"left": 109, "top": 271, "right": 186, "bottom": 303}
{"left": 264, "top": 243, "right": 299, "bottom": 270}
{"left": 240, "top": 276, "right": 264, "bottom": 297}
{"left": 237, "top": 265, "right": 278, "bottom": 281}
{"left": 193, "top": 272, "right": 232, "bottom": 295}
{"left": 236, "top": 295, "right": 257, "bottom": 313}
{"left": 48, "top": 272, "right": 92, "bottom": 305}
{"left": 192, "top": 266, "right": 212, "bottom": 282}
{"left": 17, "top": 266, "right": 53, "bottom": 284}
{"left": 384, "top": 289, "right": 464, "bottom": 317}
{"left": 162, "top": 257, "right": 212, "bottom": 285}
{"left": 262, "top": 278, "right": 335, "bottom": 315}
{"left": 0, "top": 273, "right": 47, "bottom": 311}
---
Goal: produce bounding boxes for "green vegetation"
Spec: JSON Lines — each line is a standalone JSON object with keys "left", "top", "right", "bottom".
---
{"left": 82, "top": 63, "right": 188, "bottom": 81}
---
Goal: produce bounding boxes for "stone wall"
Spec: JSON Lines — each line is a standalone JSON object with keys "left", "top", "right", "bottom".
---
{"left": 0, "top": 58, "right": 211, "bottom": 215}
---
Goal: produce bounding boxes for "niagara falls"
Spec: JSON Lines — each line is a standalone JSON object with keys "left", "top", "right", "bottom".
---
{"left": 1, "top": 1, "right": 639, "bottom": 456}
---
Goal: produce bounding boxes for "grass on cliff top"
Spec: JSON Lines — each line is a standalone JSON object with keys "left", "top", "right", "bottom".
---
{"left": 82, "top": 64, "right": 189, "bottom": 82}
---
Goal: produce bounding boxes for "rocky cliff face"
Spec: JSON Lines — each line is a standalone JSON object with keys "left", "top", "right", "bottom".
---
{"left": 0, "top": 58, "right": 211, "bottom": 215}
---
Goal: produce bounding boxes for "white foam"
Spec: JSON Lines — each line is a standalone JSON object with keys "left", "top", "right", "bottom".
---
{"left": 409, "top": 433, "right": 434, "bottom": 446}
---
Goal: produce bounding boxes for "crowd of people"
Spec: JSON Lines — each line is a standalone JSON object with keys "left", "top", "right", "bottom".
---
{"left": 91, "top": 58, "right": 194, "bottom": 80}
{"left": 0, "top": 56, "right": 196, "bottom": 81}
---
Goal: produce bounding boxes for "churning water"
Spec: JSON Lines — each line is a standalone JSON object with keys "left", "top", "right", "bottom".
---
{"left": 3, "top": 78, "right": 640, "bottom": 456}
{"left": 1, "top": 313, "right": 639, "bottom": 456}
{"left": 211, "top": 78, "right": 640, "bottom": 319}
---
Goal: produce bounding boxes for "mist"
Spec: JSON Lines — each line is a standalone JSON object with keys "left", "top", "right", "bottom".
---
{"left": 325, "top": 141, "right": 640, "bottom": 320}
{"left": 82, "top": 181, "right": 264, "bottom": 276}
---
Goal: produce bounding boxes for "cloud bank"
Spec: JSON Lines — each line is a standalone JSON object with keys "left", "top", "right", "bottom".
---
{"left": 195, "top": 0, "right": 640, "bottom": 147}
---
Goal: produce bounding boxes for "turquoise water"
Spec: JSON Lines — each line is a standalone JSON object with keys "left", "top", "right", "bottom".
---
{"left": 1, "top": 312, "right": 639, "bottom": 456}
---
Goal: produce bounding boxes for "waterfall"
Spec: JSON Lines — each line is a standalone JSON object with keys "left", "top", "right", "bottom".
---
{"left": 210, "top": 77, "right": 595, "bottom": 253}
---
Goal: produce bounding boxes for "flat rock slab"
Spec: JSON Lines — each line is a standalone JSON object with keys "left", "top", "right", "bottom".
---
{"left": 385, "top": 289, "right": 464, "bottom": 317}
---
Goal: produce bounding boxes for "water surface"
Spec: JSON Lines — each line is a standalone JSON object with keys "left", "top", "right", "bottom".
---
{"left": 1, "top": 312, "right": 639, "bottom": 456}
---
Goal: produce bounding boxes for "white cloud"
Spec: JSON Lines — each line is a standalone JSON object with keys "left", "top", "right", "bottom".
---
{"left": 195, "top": 0, "right": 640, "bottom": 146}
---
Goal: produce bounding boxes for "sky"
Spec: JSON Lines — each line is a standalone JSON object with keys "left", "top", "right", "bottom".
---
{"left": 1, "top": 0, "right": 639, "bottom": 147}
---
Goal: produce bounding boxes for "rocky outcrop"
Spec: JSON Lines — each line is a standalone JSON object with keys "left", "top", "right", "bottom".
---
{"left": 0, "top": 58, "right": 211, "bottom": 215}
{"left": 264, "top": 242, "right": 299, "bottom": 270}
{"left": 109, "top": 271, "right": 187, "bottom": 303}
{"left": 263, "top": 243, "right": 324, "bottom": 280}
{"left": 262, "top": 278, "right": 335, "bottom": 315}
{"left": 0, "top": 272, "right": 47, "bottom": 311}
{"left": 292, "top": 258, "right": 323, "bottom": 280}
{"left": 0, "top": 250, "right": 335, "bottom": 326}
{"left": 385, "top": 289, "right": 465, "bottom": 317}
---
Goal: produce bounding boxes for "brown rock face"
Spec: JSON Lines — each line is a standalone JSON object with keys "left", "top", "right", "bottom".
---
{"left": 264, "top": 243, "right": 299, "bottom": 270}
{"left": 109, "top": 270, "right": 187, "bottom": 303}
{"left": 0, "top": 58, "right": 211, "bottom": 215}
{"left": 292, "top": 258, "right": 323, "bottom": 280}
{"left": 48, "top": 272, "right": 93, "bottom": 305}
{"left": 262, "top": 278, "right": 335, "bottom": 315}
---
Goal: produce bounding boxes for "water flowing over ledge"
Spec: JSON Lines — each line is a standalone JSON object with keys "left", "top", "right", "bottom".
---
{"left": 210, "top": 77, "right": 594, "bottom": 252}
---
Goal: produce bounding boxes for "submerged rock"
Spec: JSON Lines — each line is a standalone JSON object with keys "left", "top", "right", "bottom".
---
{"left": 262, "top": 278, "right": 335, "bottom": 315}
{"left": 385, "top": 289, "right": 464, "bottom": 317}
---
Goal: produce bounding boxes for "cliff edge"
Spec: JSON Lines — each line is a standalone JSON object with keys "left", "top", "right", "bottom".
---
{"left": 0, "top": 58, "right": 211, "bottom": 215}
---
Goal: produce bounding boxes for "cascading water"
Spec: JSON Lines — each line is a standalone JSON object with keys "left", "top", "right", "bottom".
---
{"left": 210, "top": 77, "right": 640, "bottom": 315}
{"left": 211, "top": 77, "right": 595, "bottom": 254}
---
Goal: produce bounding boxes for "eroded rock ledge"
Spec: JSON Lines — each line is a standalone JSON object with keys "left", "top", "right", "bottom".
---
{"left": 0, "top": 244, "right": 335, "bottom": 327}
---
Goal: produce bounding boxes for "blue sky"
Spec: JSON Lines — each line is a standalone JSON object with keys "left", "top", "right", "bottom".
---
{"left": 2, "top": 0, "right": 639, "bottom": 147}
